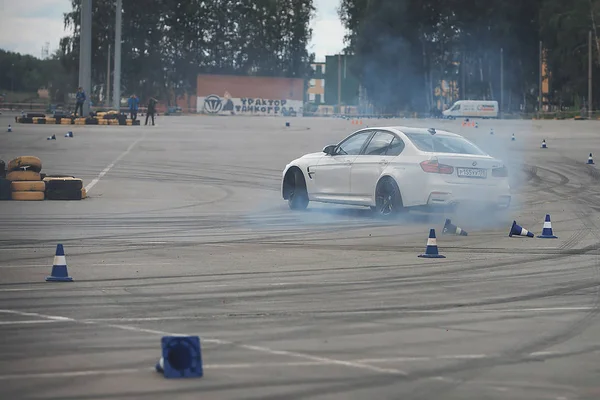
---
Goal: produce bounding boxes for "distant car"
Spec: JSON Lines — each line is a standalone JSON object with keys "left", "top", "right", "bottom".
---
{"left": 282, "top": 126, "right": 511, "bottom": 216}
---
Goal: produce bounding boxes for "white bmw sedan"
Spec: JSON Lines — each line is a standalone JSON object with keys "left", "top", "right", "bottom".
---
{"left": 281, "top": 126, "right": 511, "bottom": 216}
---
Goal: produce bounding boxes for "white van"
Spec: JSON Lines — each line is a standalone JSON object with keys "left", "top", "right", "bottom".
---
{"left": 442, "top": 100, "right": 499, "bottom": 119}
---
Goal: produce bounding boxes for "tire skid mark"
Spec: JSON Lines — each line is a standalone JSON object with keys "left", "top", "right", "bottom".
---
{"left": 405, "top": 161, "right": 600, "bottom": 399}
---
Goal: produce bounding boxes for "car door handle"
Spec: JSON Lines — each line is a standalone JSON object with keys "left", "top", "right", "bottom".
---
{"left": 379, "top": 160, "right": 389, "bottom": 165}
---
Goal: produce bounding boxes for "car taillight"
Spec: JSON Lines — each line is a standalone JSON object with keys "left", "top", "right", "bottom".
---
{"left": 492, "top": 166, "right": 508, "bottom": 177}
{"left": 420, "top": 159, "right": 454, "bottom": 174}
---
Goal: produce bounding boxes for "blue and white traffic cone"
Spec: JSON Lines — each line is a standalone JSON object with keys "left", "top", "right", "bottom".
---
{"left": 509, "top": 221, "right": 534, "bottom": 238}
{"left": 65, "top": 131, "right": 73, "bottom": 138}
{"left": 7, "top": 125, "right": 12, "bottom": 132}
{"left": 541, "top": 140, "right": 547, "bottom": 149}
{"left": 587, "top": 153, "right": 594, "bottom": 165}
{"left": 156, "top": 336, "right": 203, "bottom": 378}
{"left": 418, "top": 229, "right": 446, "bottom": 258}
{"left": 511, "top": 133, "right": 516, "bottom": 141}
{"left": 490, "top": 128, "right": 494, "bottom": 135}
{"left": 45, "top": 244, "right": 73, "bottom": 282}
{"left": 537, "top": 214, "right": 558, "bottom": 239}
{"left": 47, "top": 134, "right": 56, "bottom": 140}
{"left": 443, "top": 219, "right": 468, "bottom": 236}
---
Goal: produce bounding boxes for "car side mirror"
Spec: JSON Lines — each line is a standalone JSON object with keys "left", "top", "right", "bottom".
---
{"left": 323, "top": 145, "right": 336, "bottom": 155}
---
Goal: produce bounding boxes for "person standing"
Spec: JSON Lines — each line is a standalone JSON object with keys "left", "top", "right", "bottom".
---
{"left": 145, "top": 97, "right": 157, "bottom": 126}
{"left": 127, "top": 94, "right": 139, "bottom": 121}
{"left": 75, "top": 87, "right": 86, "bottom": 117}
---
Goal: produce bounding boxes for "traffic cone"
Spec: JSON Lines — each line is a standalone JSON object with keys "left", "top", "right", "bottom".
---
{"left": 490, "top": 128, "right": 494, "bottom": 135}
{"left": 47, "top": 134, "right": 56, "bottom": 140}
{"left": 511, "top": 133, "right": 516, "bottom": 141}
{"left": 7, "top": 125, "right": 12, "bottom": 132}
{"left": 587, "top": 153, "right": 594, "bottom": 164}
{"left": 45, "top": 244, "right": 73, "bottom": 282}
{"left": 443, "top": 219, "right": 468, "bottom": 236}
{"left": 156, "top": 336, "right": 203, "bottom": 378}
{"left": 65, "top": 131, "right": 73, "bottom": 138}
{"left": 541, "top": 140, "right": 547, "bottom": 149}
{"left": 418, "top": 229, "right": 446, "bottom": 258}
{"left": 509, "top": 221, "right": 534, "bottom": 238}
{"left": 537, "top": 214, "right": 558, "bottom": 239}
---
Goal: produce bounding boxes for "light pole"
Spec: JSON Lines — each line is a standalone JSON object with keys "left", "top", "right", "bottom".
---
{"left": 539, "top": 41, "right": 543, "bottom": 115}
{"left": 113, "top": 0, "right": 122, "bottom": 111}
{"left": 106, "top": 44, "right": 111, "bottom": 107}
{"left": 78, "top": 0, "right": 92, "bottom": 116}
{"left": 589, "top": 30, "right": 593, "bottom": 119}
{"left": 500, "top": 48, "right": 504, "bottom": 119}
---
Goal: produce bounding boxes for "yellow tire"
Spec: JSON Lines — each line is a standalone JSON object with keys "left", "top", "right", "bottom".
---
{"left": 11, "top": 191, "right": 45, "bottom": 201}
{"left": 7, "top": 156, "right": 42, "bottom": 172}
{"left": 6, "top": 171, "right": 41, "bottom": 182}
{"left": 11, "top": 181, "right": 45, "bottom": 192}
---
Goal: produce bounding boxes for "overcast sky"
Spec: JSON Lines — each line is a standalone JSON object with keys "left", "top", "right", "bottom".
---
{"left": 0, "top": 0, "right": 345, "bottom": 61}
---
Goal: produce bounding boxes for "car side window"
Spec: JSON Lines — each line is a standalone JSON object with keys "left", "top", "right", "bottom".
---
{"left": 336, "top": 131, "right": 373, "bottom": 155}
{"left": 386, "top": 136, "right": 405, "bottom": 156}
{"left": 363, "top": 131, "right": 395, "bottom": 155}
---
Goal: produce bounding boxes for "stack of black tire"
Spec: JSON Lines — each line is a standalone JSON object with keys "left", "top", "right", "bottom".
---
{"left": 0, "top": 160, "right": 9, "bottom": 200}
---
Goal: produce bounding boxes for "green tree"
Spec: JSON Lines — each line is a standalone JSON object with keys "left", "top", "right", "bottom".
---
{"left": 340, "top": 0, "right": 545, "bottom": 113}
{"left": 60, "top": 0, "right": 316, "bottom": 106}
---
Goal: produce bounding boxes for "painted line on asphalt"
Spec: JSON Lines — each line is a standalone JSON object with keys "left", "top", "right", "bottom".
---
{"left": 354, "top": 354, "right": 490, "bottom": 363}
{"left": 0, "top": 361, "right": 354, "bottom": 380}
{"left": 0, "top": 308, "right": 407, "bottom": 376}
{"left": 85, "top": 133, "right": 146, "bottom": 193}
{"left": 0, "top": 310, "right": 73, "bottom": 321}
{"left": 0, "top": 320, "right": 67, "bottom": 326}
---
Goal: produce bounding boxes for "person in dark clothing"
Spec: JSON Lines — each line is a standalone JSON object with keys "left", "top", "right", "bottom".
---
{"left": 75, "top": 87, "right": 86, "bottom": 117}
{"left": 145, "top": 97, "right": 157, "bottom": 126}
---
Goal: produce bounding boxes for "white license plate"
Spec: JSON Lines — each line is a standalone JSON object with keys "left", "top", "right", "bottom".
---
{"left": 457, "top": 167, "right": 487, "bottom": 178}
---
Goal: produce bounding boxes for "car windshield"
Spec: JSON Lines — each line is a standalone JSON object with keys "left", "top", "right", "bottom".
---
{"left": 404, "top": 133, "right": 487, "bottom": 155}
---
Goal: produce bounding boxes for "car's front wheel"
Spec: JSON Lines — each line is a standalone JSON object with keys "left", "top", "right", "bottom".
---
{"left": 287, "top": 169, "right": 309, "bottom": 211}
{"left": 372, "top": 177, "right": 404, "bottom": 217}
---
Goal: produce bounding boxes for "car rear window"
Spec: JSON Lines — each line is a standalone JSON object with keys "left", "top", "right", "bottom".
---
{"left": 404, "top": 133, "right": 487, "bottom": 155}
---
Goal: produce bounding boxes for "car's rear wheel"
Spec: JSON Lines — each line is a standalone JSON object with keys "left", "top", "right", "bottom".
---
{"left": 372, "top": 177, "right": 404, "bottom": 217}
{"left": 288, "top": 169, "right": 309, "bottom": 210}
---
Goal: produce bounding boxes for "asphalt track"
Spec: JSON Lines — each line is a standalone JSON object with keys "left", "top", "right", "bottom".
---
{"left": 1, "top": 113, "right": 600, "bottom": 400}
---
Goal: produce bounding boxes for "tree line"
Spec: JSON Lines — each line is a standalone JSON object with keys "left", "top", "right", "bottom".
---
{"left": 1, "top": 0, "right": 599, "bottom": 115}
{"left": 0, "top": 49, "right": 72, "bottom": 102}
{"left": 58, "top": 0, "right": 314, "bottom": 105}
{"left": 340, "top": 0, "right": 600, "bottom": 114}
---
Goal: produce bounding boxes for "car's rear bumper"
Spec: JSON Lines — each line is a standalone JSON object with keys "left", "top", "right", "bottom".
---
{"left": 425, "top": 186, "right": 511, "bottom": 209}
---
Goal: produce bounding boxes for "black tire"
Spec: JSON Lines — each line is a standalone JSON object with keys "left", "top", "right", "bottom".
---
{"left": 373, "top": 177, "right": 404, "bottom": 217}
{"left": 288, "top": 169, "right": 309, "bottom": 210}
{"left": 0, "top": 178, "right": 10, "bottom": 200}
{"left": 45, "top": 178, "right": 84, "bottom": 200}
